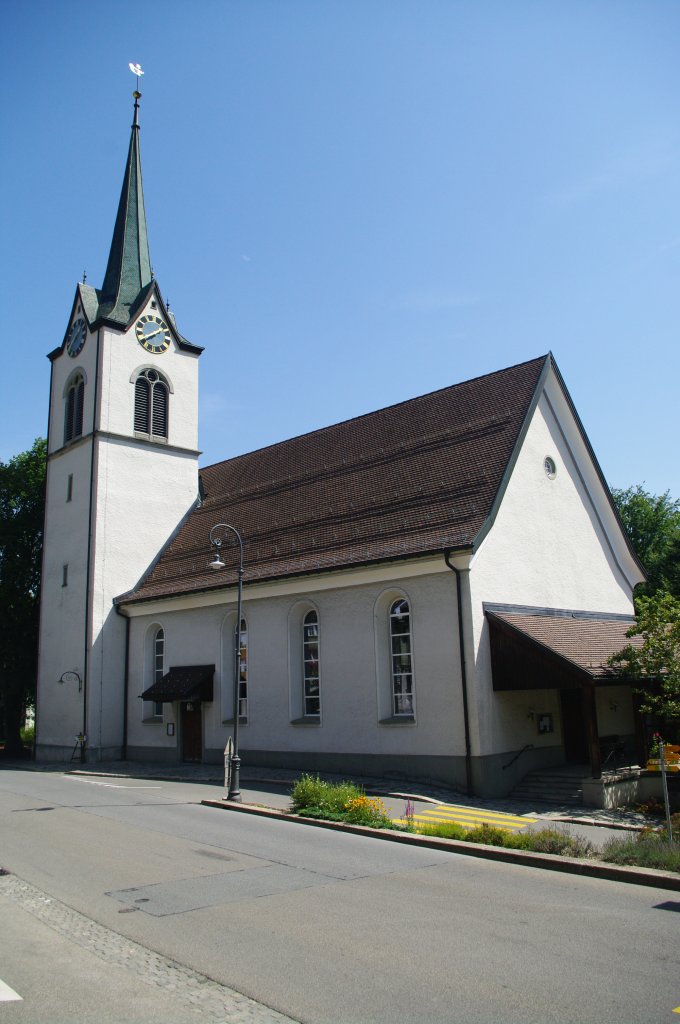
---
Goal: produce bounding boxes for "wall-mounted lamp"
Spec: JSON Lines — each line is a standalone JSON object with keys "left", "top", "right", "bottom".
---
{"left": 58, "top": 670, "right": 82, "bottom": 692}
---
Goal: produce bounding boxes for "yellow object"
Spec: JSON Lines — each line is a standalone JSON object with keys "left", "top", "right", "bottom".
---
{"left": 394, "top": 803, "right": 537, "bottom": 831}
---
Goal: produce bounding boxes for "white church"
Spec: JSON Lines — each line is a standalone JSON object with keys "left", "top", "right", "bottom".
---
{"left": 36, "top": 90, "right": 646, "bottom": 799}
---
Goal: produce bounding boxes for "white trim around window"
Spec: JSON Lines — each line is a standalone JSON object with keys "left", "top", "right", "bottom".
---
{"left": 374, "top": 588, "right": 416, "bottom": 724}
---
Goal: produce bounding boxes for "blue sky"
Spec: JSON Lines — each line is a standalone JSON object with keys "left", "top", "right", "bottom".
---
{"left": 2, "top": 0, "right": 678, "bottom": 498}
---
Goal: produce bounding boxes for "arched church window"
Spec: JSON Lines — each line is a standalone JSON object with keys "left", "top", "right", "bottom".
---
{"left": 134, "top": 369, "right": 169, "bottom": 440}
{"left": 390, "top": 599, "right": 413, "bottom": 716}
{"left": 237, "top": 617, "right": 248, "bottom": 722}
{"left": 64, "top": 373, "right": 84, "bottom": 444}
{"left": 302, "top": 610, "right": 320, "bottom": 716}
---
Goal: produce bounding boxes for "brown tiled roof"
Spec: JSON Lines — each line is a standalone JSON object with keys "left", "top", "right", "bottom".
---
{"left": 119, "top": 355, "right": 548, "bottom": 604}
{"left": 485, "top": 606, "right": 643, "bottom": 680}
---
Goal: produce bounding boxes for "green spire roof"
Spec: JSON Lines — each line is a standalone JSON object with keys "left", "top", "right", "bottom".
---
{"left": 98, "top": 94, "right": 152, "bottom": 324}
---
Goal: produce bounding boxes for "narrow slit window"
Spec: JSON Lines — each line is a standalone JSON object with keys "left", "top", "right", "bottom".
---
{"left": 153, "top": 627, "right": 164, "bottom": 717}
{"left": 66, "top": 474, "right": 73, "bottom": 502}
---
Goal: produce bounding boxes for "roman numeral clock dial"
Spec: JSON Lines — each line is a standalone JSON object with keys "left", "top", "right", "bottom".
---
{"left": 136, "top": 314, "right": 171, "bottom": 353}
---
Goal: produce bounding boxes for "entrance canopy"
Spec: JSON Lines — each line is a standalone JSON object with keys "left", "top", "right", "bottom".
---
{"left": 485, "top": 604, "right": 645, "bottom": 779}
{"left": 141, "top": 664, "right": 214, "bottom": 703}
{"left": 484, "top": 604, "right": 642, "bottom": 692}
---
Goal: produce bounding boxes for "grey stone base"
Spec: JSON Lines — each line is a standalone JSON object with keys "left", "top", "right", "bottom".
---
{"left": 35, "top": 744, "right": 126, "bottom": 764}
{"left": 35, "top": 744, "right": 80, "bottom": 763}
{"left": 206, "top": 748, "right": 470, "bottom": 791}
{"left": 125, "top": 746, "right": 181, "bottom": 764}
{"left": 471, "top": 745, "right": 564, "bottom": 798}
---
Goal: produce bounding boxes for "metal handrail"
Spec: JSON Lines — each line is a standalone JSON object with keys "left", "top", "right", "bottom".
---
{"left": 502, "top": 744, "right": 534, "bottom": 770}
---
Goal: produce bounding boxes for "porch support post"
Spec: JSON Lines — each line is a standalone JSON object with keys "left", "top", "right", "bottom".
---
{"left": 582, "top": 683, "right": 601, "bottom": 779}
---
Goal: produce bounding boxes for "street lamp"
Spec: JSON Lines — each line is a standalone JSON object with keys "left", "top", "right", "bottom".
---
{"left": 208, "top": 523, "right": 244, "bottom": 801}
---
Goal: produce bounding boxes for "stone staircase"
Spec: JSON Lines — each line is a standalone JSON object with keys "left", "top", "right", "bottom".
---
{"left": 511, "top": 765, "right": 589, "bottom": 806}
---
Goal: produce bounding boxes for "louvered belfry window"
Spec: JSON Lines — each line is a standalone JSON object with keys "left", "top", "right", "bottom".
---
{"left": 134, "top": 369, "right": 169, "bottom": 440}
{"left": 64, "top": 374, "right": 84, "bottom": 444}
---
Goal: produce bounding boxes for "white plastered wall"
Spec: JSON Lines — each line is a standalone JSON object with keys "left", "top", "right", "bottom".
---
{"left": 37, "top": 297, "right": 200, "bottom": 758}
{"left": 467, "top": 366, "right": 643, "bottom": 758}
{"left": 125, "top": 563, "right": 468, "bottom": 762}
{"left": 37, "top": 304, "right": 99, "bottom": 752}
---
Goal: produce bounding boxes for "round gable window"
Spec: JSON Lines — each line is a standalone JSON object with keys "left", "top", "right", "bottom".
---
{"left": 544, "top": 456, "right": 557, "bottom": 479}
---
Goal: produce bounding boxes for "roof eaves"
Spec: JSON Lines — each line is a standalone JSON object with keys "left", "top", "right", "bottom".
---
{"left": 471, "top": 353, "right": 550, "bottom": 553}
{"left": 116, "top": 543, "right": 469, "bottom": 608}
{"left": 483, "top": 601, "right": 636, "bottom": 623}
{"left": 548, "top": 357, "right": 647, "bottom": 580}
{"left": 485, "top": 608, "right": 596, "bottom": 683}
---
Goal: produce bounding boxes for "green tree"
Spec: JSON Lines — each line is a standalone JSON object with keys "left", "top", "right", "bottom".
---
{"left": 612, "top": 485, "right": 680, "bottom": 598}
{"left": 609, "top": 591, "right": 680, "bottom": 718}
{"left": 0, "top": 438, "right": 46, "bottom": 755}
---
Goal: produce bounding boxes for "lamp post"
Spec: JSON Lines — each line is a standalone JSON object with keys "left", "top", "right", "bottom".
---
{"left": 209, "top": 523, "right": 244, "bottom": 801}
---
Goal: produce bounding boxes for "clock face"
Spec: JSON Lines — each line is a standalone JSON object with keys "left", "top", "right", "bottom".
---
{"left": 135, "top": 314, "right": 171, "bottom": 353}
{"left": 66, "top": 318, "right": 87, "bottom": 357}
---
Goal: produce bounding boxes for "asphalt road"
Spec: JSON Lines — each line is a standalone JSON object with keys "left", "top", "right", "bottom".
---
{"left": 0, "top": 768, "right": 678, "bottom": 1024}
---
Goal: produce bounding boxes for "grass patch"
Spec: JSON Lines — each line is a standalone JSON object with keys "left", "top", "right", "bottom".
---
{"left": 508, "top": 827, "right": 593, "bottom": 858}
{"left": 600, "top": 836, "right": 680, "bottom": 872}
{"left": 415, "top": 821, "right": 468, "bottom": 841}
{"left": 413, "top": 821, "right": 593, "bottom": 858}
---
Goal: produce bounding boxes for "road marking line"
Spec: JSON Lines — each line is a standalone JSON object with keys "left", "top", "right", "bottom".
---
{"left": 428, "top": 808, "right": 535, "bottom": 824}
{"left": 0, "top": 979, "right": 22, "bottom": 1002}
{"left": 394, "top": 805, "right": 536, "bottom": 831}
{"left": 672, "top": 1006, "right": 680, "bottom": 1014}
{"left": 63, "top": 778, "right": 162, "bottom": 789}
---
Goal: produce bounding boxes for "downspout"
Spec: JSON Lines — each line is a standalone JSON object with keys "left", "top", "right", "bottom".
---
{"left": 116, "top": 605, "right": 130, "bottom": 760}
{"left": 444, "top": 550, "right": 473, "bottom": 796}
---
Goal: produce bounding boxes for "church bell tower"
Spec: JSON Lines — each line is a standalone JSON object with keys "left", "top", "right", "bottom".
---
{"left": 36, "top": 81, "right": 203, "bottom": 761}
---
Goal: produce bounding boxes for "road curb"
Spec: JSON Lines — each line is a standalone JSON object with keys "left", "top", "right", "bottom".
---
{"left": 201, "top": 799, "right": 680, "bottom": 892}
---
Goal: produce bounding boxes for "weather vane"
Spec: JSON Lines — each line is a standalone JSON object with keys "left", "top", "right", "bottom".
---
{"left": 129, "top": 62, "right": 144, "bottom": 123}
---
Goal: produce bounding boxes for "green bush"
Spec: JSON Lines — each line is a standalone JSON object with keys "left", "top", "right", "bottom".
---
{"left": 343, "top": 795, "right": 394, "bottom": 828}
{"left": 600, "top": 836, "right": 680, "bottom": 873}
{"left": 510, "top": 828, "right": 593, "bottom": 858}
{"left": 20, "top": 725, "right": 35, "bottom": 745}
{"left": 463, "top": 824, "right": 512, "bottom": 847}
{"left": 290, "top": 775, "right": 395, "bottom": 828}
{"left": 290, "top": 774, "right": 361, "bottom": 816}
{"left": 293, "top": 806, "right": 347, "bottom": 822}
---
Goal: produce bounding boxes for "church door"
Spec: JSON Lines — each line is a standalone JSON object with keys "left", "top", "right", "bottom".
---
{"left": 560, "top": 689, "right": 589, "bottom": 764}
{"left": 181, "top": 702, "right": 202, "bottom": 762}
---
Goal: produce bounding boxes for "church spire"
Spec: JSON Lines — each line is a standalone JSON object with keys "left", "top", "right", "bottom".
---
{"left": 98, "top": 86, "right": 152, "bottom": 322}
